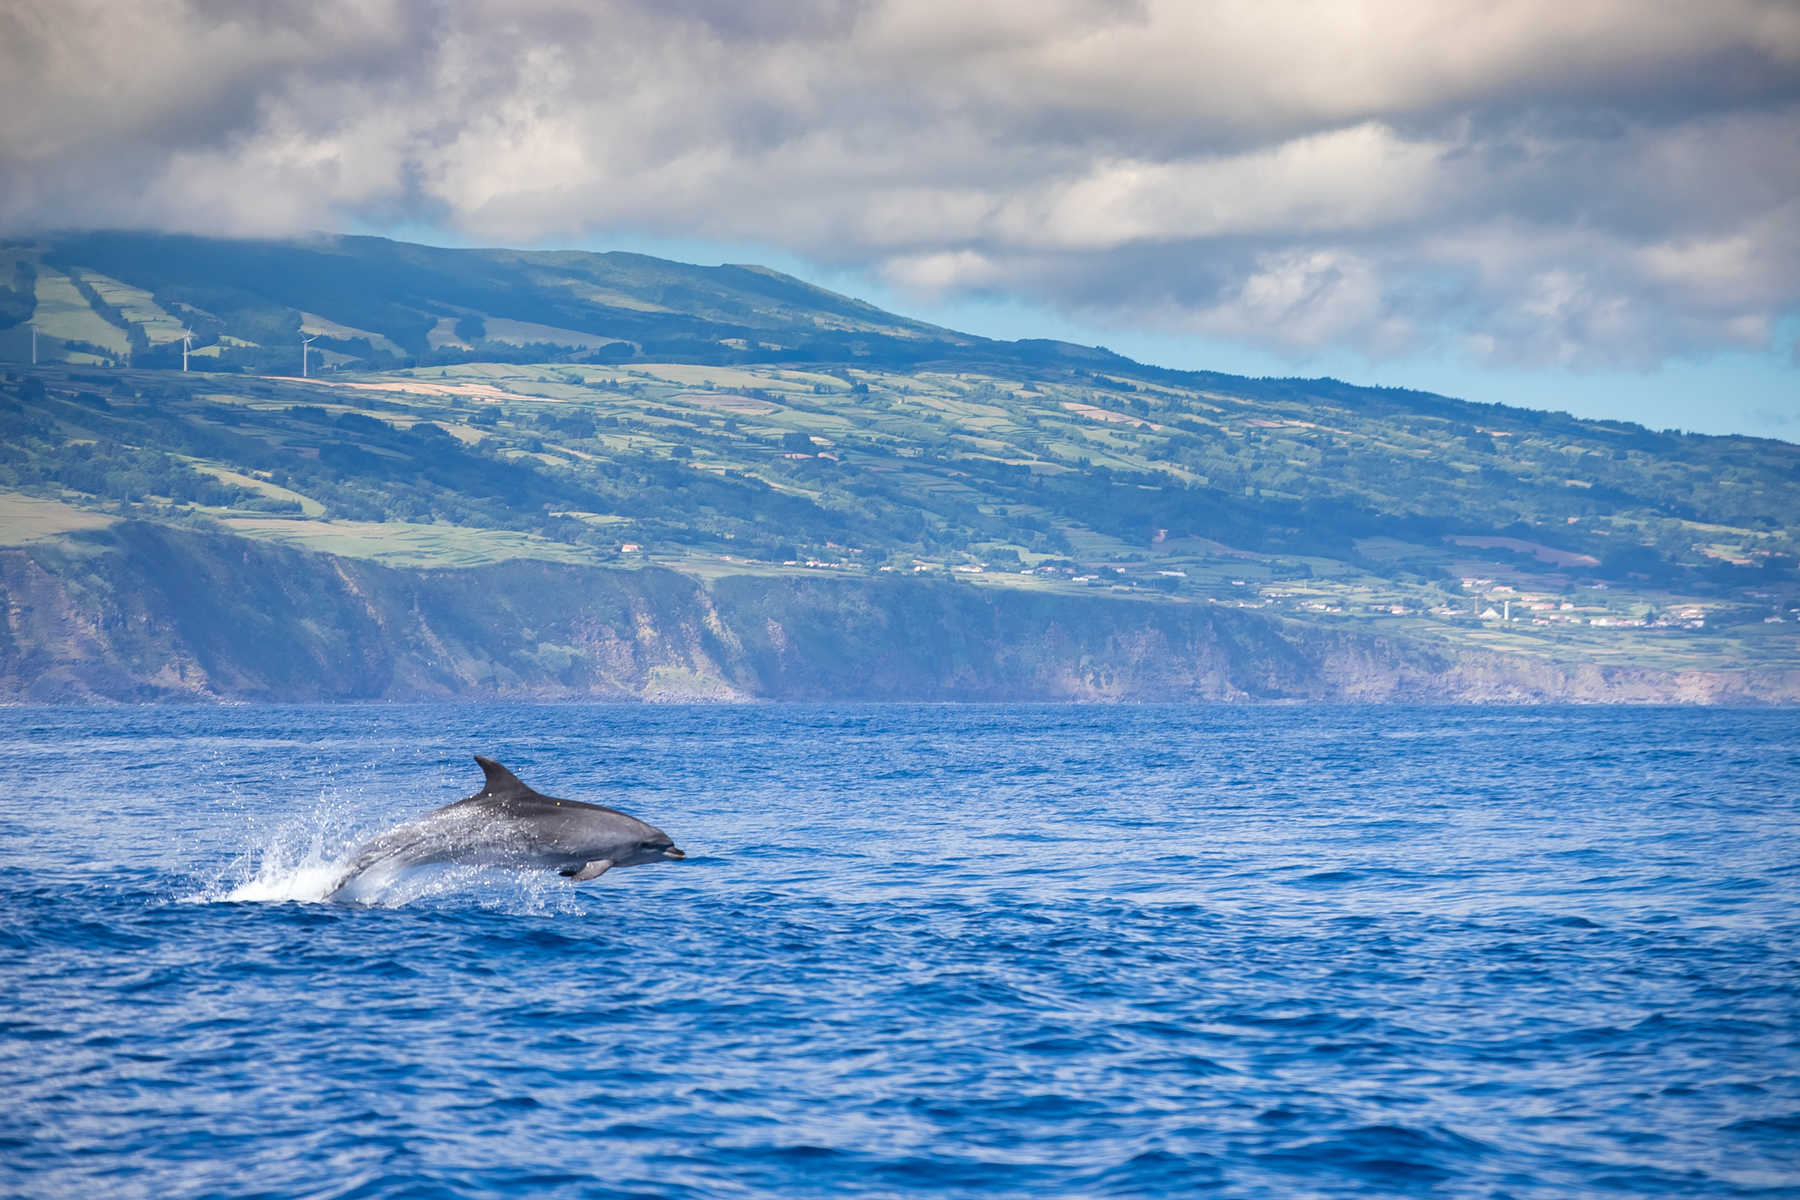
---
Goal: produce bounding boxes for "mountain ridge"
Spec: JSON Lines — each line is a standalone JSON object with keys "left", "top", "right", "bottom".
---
{"left": 0, "top": 230, "right": 1795, "bottom": 702}
{"left": 5, "top": 229, "right": 1775, "bottom": 450}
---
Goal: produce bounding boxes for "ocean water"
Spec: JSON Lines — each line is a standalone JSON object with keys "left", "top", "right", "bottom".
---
{"left": 1, "top": 705, "right": 1796, "bottom": 1200}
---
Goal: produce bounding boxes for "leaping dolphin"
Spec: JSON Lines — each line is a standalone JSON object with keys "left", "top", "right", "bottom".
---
{"left": 325, "top": 755, "right": 685, "bottom": 902}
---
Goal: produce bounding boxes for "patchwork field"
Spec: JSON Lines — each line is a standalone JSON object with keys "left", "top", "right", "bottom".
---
{"left": 3, "top": 352, "right": 1794, "bottom": 675}
{"left": 215, "top": 517, "right": 599, "bottom": 568}
{"left": 0, "top": 493, "right": 117, "bottom": 544}
{"left": 0, "top": 230, "right": 1795, "bottom": 684}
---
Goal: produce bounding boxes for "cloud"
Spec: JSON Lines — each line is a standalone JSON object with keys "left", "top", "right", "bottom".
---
{"left": 3, "top": 0, "right": 1797, "bottom": 368}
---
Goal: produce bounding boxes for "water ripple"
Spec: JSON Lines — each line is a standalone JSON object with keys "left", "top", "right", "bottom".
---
{"left": 0, "top": 704, "right": 1796, "bottom": 1198}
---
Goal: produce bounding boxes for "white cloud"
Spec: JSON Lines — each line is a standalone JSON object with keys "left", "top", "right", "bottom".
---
{"left": 1190, "top": 249, "right": 1389, "bottom": 350}
{"left": 2, "top": 0, "right": 1797, "bottom": 368}
{"left": 999, "top": 123, "right": 1455, "bottom": 251}
{"left": 879, "top": 249, "right": 1007, "bottom": 296}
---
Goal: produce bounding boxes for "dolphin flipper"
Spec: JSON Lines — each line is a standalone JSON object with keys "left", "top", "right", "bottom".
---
{"left": 562, "top": 859, "right": 613, "bottom": 882}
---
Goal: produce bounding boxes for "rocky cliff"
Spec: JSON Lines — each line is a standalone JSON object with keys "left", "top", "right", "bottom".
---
{"left": 2, "top": 522, "right": 1794, "bottom": 704}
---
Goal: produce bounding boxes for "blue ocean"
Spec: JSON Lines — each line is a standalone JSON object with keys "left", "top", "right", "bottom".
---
{"left": 2, "top": 705, "right": 1796, "bottom": 1199}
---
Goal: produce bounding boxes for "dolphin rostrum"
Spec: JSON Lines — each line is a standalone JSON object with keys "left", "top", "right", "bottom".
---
{"left": 325, "top": 755, "right": 685, "bottom": 901}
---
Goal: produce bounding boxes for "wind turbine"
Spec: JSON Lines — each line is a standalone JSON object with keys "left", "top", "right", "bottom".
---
{"left": 29, "top": 322, "right": 36, "bottom": 365}
{"left": 180, "top": 330, "right": 193, "bottom": 372}
{"left": 301, "top": 334, "right": 318, "bottom": 378}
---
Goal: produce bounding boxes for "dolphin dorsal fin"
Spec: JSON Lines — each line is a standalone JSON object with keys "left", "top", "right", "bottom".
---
{"left": 474, "top": 755, "right": 536, "bottom": 799}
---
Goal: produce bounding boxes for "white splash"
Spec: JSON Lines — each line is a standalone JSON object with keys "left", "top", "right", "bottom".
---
{"left": 190, "top": 794, "right": 364, "bottom": 905}
{"left": 221, "top": 856, "right": 345, "bottom": 903}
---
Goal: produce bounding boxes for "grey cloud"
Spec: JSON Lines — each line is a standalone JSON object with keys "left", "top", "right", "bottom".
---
{"left": 3, "top": 0, "right": 1797, "bottom": 368}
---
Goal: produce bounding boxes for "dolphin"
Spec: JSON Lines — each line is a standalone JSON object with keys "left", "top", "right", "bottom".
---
{"left": 325, "top": 755, "right": 685, "bottom": 901}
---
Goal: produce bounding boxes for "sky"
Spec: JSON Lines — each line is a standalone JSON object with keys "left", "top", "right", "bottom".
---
{"left": 4, "top": 0, "right": 1797, "bottom": 438}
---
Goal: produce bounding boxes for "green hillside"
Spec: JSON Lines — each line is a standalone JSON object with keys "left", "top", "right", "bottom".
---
{"left": 0, "top": 232, "right": 975, "bottom": 374}
{"left": 0, "top": 231, "right": 1795, "bottom": 698}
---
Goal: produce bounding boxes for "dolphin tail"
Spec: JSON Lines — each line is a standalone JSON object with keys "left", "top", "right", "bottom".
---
{"left": 322, "top": 854, "right": 380, "bottom": 902}
{"left": 322, "top": 836, "right": 411, "bottom": 903}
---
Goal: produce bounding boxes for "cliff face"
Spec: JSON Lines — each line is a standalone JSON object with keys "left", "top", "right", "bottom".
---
{"left": 1, "top": 522, "right": 1794, "bottom": 704}
{"left": 0, "top": 523, "right": 751, "bottom": 703}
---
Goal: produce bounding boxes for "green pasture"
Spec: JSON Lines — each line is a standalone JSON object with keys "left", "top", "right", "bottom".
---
{"left": 218, "top": 517, "right": 604, "bottom": 569}
{"left": 32, "top": 269, "right": 128, "bottom": 354}
{"left": 84, "top": 274, "right": 187, "bottom": 342}
{"left": 188, "top": 463, "right": 326, "bottom": 517}
{"left": 0, "top": 491, "right": 117, "bottom": 544}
